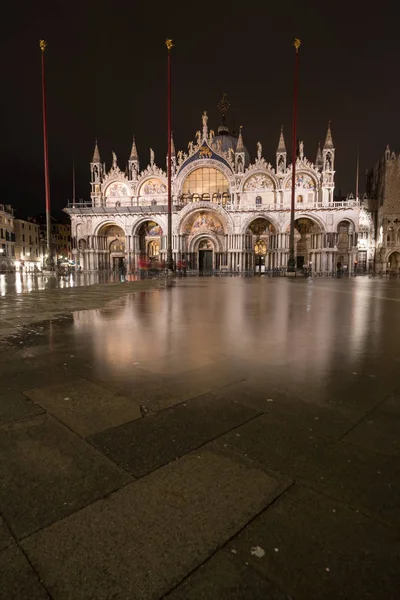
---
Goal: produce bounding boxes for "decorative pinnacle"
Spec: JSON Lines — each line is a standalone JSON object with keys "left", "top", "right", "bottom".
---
{"left": 293, "top": 38, "right": 301, "bottom": 53}
{"left": 217, "top": 93, "right": 230, "bottom": 118}
{"left": 165, "top": 39, "right": 174, "bottom": 52}
{"left": 39, "top": 40, "right": 47, "bottom": 52}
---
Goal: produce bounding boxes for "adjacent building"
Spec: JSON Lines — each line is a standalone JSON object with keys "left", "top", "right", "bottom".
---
{"left": 0, "top": 204, "right": 15, "bottom": 272}
{"left": 14, "top": 219, "right": 41, "bottom": 271}
{"left": 365, "top": 145, "right": 400, "bottom": 273}
{"left": 66, "top": 109, "right": 370, "bottom": 274}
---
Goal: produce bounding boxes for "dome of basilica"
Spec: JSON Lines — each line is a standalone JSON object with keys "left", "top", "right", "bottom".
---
{"left": 212, "top": 122, "right": 251, "bottom": 166}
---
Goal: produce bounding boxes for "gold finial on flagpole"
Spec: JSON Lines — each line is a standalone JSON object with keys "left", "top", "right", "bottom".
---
{"left": 39, "top": 40, "right": 47, "bottom": 53}
{"left": 293, "top": 38, "right": 301, "bottom": 53}
{"left": 165, "top": 39, "right": 174, "bottom": 52}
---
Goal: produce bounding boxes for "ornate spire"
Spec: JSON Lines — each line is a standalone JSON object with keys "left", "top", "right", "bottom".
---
{"left": 130, "top": 135, "right": 138, "bottom": 160}
{"left": 236, "top": 126, "right": 244, "bottom": 152}
{"left": 92, "top": 140, "right": 101, "bottom": 163}
{"left": 277, "top": 126, "right": 286, "bottom": 152}
{"left": 171, "top": 131, "right": 176, "bottom": 156}
{"left": 316, "top": 142, "right": 323, "bottom": 166}
{"left": 323, "top": 121, "right": 334, "bottom": 149}
{"left": 217, "top": 92, "right": 230, "bottom": 134}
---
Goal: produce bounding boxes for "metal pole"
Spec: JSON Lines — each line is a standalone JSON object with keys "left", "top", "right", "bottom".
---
{"left": 39, "top": 40, "right": 53, "bottom": 270}
{"left": 166, "top": 38, "right": 174, "bottom": 272}
{"left": 288, "top": 38, "right": 301, "bottom": 273}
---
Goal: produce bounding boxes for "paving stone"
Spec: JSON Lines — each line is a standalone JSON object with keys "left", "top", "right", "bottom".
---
{"left": 22, "top": 449, "right": 290, "bottom": 600}
{"left": 343, "top": 408, "right": 400, "bottom": 456}
{"left": 24, "top": 377, "right": 142, "bottom": 437}
{"left": 207, "top": 380, "right": 362, "bottom": 439}
{"left": 0, "top": 545, "right": 49, "bottom": 600}
{"left": 166, "top": 547, "right": 290, "bottom": 599}
{"left": 89, "top": 393, "right": 260, "bottom": 477}
{"left": 380, "top": 390, "right": 400, "bottom": 415}
{"left": 216, "top": 413, "right": 332, "bottom": 477}
{"left": 0, "top": 515, "right": 13, "bottom": 552}
{"left": 0, "top": 388, "right": 44, "bottom": 426}
{"left": 219, "top": 484, "right": 400, "bottom": 600}
{"left": 296, "top": 441, "right": 400, "bottom": 529}
{"left": 217, "top": 416, "right": 400, "bottom": 529}
{"left": 0, "top": 414, "right": 132, "bottom": 539}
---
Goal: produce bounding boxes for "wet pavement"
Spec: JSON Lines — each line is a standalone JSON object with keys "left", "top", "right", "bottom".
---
{"left": 1, "top": 276, "right": 400, "bottom": 599}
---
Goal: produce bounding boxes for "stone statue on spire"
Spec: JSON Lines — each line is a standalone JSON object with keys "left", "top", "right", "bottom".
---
{"left": 150, "top": 148, "right": 155, "bottom": 166}
{"left": 257, "top": 142, "right": 262, "bottom": 160}
{"left": 202, "top": 111, "right": 208, "bottom": 138}
{"left": 112, "top": 151, "right": 117, "bottom": 169}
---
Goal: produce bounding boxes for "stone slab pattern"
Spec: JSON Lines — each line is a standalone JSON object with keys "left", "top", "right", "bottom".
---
{"left": 89, "top": 393, "right": 260, "bottom": 477}
{"left": 217, "top": 414, "right": 400, "bottom": 530}
{"left": 22, "top": 449, "right": 290, "bottom": 600}
{"left": 209, "top": 484, "right": 400, "bottom": 600}
{"left": 166, "top": 549, "right": 290, "bottom": 600}
{"left": 0, "top": 414, "right": 132, "bottom": 539}
{"left": 0, "top": 545, "right": 49, "bottom": 600}
{"left": 0, "top": 515, "right": 13, "bottom": 552}
{"left": 24, "top": 377, "right": 142, "bottom": 437}
{"left": 0, "top": 388, "right": 44, "bottom": 426}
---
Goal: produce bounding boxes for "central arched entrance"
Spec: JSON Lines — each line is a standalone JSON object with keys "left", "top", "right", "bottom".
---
{"left": 198, "top": 238, "right": 214, "bottom": 273}
{"left": 247, "top": 218, "right": 276, "bottom": 273}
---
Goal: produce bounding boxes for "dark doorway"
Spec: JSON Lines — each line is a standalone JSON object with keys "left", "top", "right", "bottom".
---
{"left": 255, "top": 255, "right": 266, "bottom": 273}
{"left": 296, "top": 255, "right": 304, "bottom": 269}
{"left": 113, "top": 257, "right": 124, "bottom": 271}
{"left": 199, "top": 250, "right": 213, "bottom": 272}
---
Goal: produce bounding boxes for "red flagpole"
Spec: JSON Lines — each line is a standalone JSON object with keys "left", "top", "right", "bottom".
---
{"left": 288, "top": 38, "right": 301, "bottom": 273}
{"left": 166, "top": 38, "right": 174, "bottom": 272}
{"left": 39, "top": 40, "right": 53, "bottom": 269}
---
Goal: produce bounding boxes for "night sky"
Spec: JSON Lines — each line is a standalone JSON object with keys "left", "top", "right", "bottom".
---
{"left": 3, "top": 1, "right": 400, "bottom": 219}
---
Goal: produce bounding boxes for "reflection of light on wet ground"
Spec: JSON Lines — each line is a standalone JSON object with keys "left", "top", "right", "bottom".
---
{"left": 0, "top": 272, "right": 141, "bottom": 295}
{"left": 68, "top": 277, "right": 400, "bottom": 392}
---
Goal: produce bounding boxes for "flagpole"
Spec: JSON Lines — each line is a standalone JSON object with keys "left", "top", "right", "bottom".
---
{"left": 166, "top": 38, "right": 174, "bottom": 273}
{"left": 288, "top": 38, "right": 301, "bottom": 273}
{"left": 39, "top": 39, "right": 53, "bottom": 270}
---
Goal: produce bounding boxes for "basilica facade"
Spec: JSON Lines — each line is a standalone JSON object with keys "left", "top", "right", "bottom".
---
{"left": 66, "top": 112, "right": 375, "bottom": 274}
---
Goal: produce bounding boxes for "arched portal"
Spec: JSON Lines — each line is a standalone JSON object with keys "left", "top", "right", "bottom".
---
{"left": 247, "top": 217, "right": 275, "bottom": 273}
{"left": 388, "top": 251, "right": 400, "bottom": 274}
{"left": 137, "top": 220, "right": 163, "bottom": 266}
{"left": 97, "top": 224, "right": 126, "bottom": 271}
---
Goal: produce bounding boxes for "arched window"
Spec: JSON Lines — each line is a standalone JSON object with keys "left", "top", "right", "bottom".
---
{"left": 182, "top": 168, "right": 229, "bottom": 199}
{"left": 256, "top": 196, "right": 262, "bottom": 206}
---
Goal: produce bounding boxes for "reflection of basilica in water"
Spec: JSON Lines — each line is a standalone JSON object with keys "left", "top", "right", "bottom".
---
{"left": 66, "top": 100, "right": 377, "bottom": 274}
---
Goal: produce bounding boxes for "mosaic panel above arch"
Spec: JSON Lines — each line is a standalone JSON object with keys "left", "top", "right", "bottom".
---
{"left": 285, "top": 173, "right": 316, "bottom": 189}
{"left": 247, "top": 218, "right": 275, "bottom": 235}
{"left": 105, "top": 183, "right": 130, "bottom": 197}
{"left": 243, "top": 174, "right": 275, "bottom": 191}
{"left": 138, "top": 221, "right": 163, "bottom": 236}
{"left": 139, "top": 178, "right": 167, "bottom": 196}
{"left": 183, "top": 212, "right": 225, "bottom": 235}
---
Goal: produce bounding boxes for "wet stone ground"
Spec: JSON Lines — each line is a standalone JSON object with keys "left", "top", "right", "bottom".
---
{"left": 0, "top": 275, "right": 400, "bottom": 599}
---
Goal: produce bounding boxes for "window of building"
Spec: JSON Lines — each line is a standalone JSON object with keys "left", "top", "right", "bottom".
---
{"left": 182, "top": 167, "right": 229, "bottom": 197}
{"left": 22, "top": 223, "right": 24, "bottom": 229}
{"left": 0, "top": 229, "right": 3, "bottom": 239}
{"left": 23, "top": 247, "right": 25, "bottom": 255}
{"left": 256, "top": 196, "right": 262, "bottom": 206}
{"left": 22, "top": 234, "right": 25, "bottom": 242}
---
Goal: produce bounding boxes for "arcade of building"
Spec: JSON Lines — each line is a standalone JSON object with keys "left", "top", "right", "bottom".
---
{"left": 66, "top": 111, "right": 378, "bottom": 274}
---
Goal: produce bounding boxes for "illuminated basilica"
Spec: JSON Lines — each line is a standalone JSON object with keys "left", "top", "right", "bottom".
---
{"left": 66, "top": 103, "right": 375, "bottom": 274}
